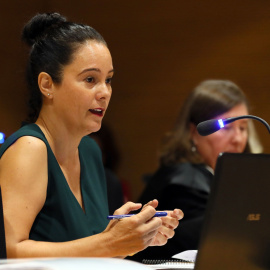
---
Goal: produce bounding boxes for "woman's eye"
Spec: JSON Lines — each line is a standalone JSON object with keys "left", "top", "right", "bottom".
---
{"left": 106, "top": 77, "right": 113, "bottom": 85}
{"left": 223, "top": 125, "right": 232, "bottom": 130}
{"left": 240, "top": 126, "right": 248, "bottom": 132}
{"left": 86, "top": 77, "right": 94, "bottom": 83}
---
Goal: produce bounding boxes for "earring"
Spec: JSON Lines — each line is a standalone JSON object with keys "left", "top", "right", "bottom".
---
{"left": 191, "top": 141, "right": 197, "bottom": 152}
{"left": 47, "top": 93, "right": 50, "bottom": 96}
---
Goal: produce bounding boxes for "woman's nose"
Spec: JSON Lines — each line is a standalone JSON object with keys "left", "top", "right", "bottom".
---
{"left": 96, "top": 83, "right": 111, "bottom": 100}
{"left": 231, "top": 127, "right": 246, "bottom": 143}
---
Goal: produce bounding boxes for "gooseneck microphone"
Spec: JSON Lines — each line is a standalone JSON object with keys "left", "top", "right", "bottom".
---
{"left": 197, "top": 115, "right": 270, "bottom": 136}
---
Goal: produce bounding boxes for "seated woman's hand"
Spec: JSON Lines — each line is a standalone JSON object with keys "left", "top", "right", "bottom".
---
{"left": 141, "top": 199, "right": 184, "bottom": 247}
{"left": 103, "top": 201, "right": 163, "bottom": 257}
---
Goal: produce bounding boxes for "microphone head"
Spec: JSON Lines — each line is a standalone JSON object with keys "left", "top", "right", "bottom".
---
{"left": 197, "top": 119, "right": 222, "bottom": 136}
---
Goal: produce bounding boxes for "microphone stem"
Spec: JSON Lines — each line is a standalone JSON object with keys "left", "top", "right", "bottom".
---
{"left": 224, "top": 115, "right": 270, "bottom": 134}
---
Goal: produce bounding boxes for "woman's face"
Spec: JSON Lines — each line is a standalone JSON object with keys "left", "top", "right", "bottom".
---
{"left": 191, "top": 103, "right": 249, "bottom": 170}
{"left": 52, "top": 41, "right": 114, "bottom": 135}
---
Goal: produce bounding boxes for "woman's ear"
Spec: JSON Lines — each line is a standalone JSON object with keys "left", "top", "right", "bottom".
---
{"left": 38, "top": 72, "right": 53, "bottom": 98}
{"left": 189, "top": 123, "right": 198, "bottom": 145}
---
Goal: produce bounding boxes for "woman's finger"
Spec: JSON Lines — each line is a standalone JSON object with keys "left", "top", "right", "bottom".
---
{"left": 169, "top": 209, "right": 184, "bottom": 220}
{"left": 161, "top": 216, "right": 179, "bottom": 230}
{"left": 157, "top": 224, "right": 175, "bottom": 239}
{"left": 113, "top": 201, "right": 142, "bottom": 215}
{"left": 149, "top": 231, "right": 168, "bottom": 246}
{"left": 141, "top": 199, "right": 159, "bottom": 210}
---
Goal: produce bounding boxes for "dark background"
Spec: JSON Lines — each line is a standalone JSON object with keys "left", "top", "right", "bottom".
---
{"left": 1, "top": 0, "right": 270, "bottom": 200}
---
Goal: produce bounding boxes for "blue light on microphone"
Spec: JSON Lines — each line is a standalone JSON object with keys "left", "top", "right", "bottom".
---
{"left": 0, "top": 132, "right": 5, "bottom": 144}
{"left": 218, "top": 119, "right": 224, "bottom": 129}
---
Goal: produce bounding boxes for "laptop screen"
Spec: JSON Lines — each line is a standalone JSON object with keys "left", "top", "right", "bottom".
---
{"left": 194, "top": 153, "right": 270, "bottom": 270}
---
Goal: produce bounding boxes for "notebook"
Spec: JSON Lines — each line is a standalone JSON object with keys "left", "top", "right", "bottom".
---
{"left": 143, "top": 153, "right": 270, "bottom": 269}
{"left": 142, "top": 258, "right": 194, "bottom": 269}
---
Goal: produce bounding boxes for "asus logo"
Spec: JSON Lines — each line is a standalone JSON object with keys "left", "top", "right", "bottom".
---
{"left": 247, "top": 214, "right": 261, "bottom": 221}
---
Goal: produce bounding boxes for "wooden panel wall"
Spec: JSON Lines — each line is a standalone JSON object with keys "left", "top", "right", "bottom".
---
{"left": 1, "top": 0, "right": 270, "bottom": 200}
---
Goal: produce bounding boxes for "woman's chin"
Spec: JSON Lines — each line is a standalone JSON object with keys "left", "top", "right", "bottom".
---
{"left": 86, "top": 123, "right": 102, "bottom": 134}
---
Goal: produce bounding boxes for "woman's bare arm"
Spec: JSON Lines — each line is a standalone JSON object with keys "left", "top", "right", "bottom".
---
{"left": 0, "top": 136, "right": 48, "bottom": 257}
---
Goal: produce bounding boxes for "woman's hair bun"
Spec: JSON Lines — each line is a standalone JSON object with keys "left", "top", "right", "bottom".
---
{"left": 22, "top": 12, "right": 67, "bottom": 46}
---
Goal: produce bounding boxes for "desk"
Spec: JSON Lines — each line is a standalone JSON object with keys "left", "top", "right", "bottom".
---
{"left": 0, "top": 258, "right": 152, "bottom": 270}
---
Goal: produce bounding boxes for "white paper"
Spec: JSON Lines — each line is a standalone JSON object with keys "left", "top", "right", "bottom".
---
{"left": 0, "top": 258, "right": 151, "bottom": 270}
{"left": 172, "top": 250, "right": 197, "bottom": 262}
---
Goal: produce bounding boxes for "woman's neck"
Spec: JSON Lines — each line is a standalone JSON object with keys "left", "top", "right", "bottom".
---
{"left": 35, "top": 116, "right": 81, "bottom": 165}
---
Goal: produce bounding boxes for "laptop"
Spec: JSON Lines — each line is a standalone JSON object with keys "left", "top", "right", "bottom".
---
{"left": 193, "top": 152, "right": 270, "bottom": 270}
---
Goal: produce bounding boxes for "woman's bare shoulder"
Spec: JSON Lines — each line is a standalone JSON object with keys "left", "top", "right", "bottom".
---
{"left": 0, "top": 136, "right": 48, "bottom": 186}
{"left": 1, "top": 135, "right": 47, "bottom": 160}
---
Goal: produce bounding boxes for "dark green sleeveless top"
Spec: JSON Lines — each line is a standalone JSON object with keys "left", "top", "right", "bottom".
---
{"left": 0, "top": 123, "right": 109, "bottom": 242}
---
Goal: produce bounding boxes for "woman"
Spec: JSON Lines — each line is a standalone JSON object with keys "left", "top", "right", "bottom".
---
{"left": 0, "top": 13, "right": 183, "bottom": 258}
{"left": 131, "top": 79, "right": 262, "bottom": 261}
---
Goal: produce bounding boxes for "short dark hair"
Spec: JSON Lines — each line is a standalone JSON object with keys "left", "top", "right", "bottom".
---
{"left": 22, "top": 12, "right": 107, "bottom": 122}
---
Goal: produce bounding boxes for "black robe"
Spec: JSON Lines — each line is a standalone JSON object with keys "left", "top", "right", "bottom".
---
{"left": 130, "top": 162, "right": 213, "bottom": 262}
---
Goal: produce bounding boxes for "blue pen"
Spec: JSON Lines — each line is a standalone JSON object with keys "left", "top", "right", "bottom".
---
{"left": 107, "top": 211, "right": 167, "bottom": 220}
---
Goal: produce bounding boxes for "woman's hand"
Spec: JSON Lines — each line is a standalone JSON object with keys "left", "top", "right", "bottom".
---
{"left": 103, "top": 201, "right": 163, "bottom": 257}
{"left": 141, "top": 199, "right": 184, "bottom": 247}
{"left": 102, "top": 200, "right": 183, "bottom": 257}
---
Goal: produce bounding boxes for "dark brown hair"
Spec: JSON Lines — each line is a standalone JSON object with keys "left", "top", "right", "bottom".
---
{"left": 159, "top": 79, "right": 262, "bottom": 165}
{"left": 22, "top": 12, "right": 107, "bottom": 123}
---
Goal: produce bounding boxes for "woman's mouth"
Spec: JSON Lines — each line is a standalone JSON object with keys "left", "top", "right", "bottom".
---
{"left": 89, "top": 108, "right": 104, "bottom": 116}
